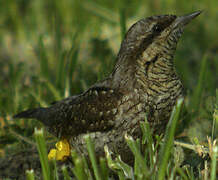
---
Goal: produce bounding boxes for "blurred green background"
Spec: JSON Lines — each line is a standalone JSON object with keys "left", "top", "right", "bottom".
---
{"left": 0, "top": 0, "right": 217, "bottom": 155}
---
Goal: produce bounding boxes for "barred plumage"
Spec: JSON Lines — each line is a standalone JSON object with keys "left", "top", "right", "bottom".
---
{"left": 14, "top": 11, "right": 202, "bottom": 163}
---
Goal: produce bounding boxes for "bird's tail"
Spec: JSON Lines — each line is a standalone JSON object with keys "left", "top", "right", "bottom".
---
{"left": 13, "top": 108, "right": 48, "bottom": 123}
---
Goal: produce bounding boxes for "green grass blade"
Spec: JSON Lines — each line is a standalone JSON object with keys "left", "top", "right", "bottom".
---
{"left": 119, "top": 8, "right": 126, "bottom": 40}
{"left": 212, "top": 89, "right": 218, "bottom": 140}
{"left": 104, "top": 145, "right": 133, "bottom": 179}
{"left": 30, "top": 91, "right": 48, "bottom": 107}
{"left": 38, "top": 35, "right": 49, "bottom": 80}
{"left": 117, "top": 171, "right": 125, "bottom": 180}
{"left": 84, "top": 135, "right": 101, "bottom": 180}
{"left": 67, "top": 39, "right": 79, "bottom": 94}
{"left": 104, "top": 145, "right": 118, "bottom": 170}
{"left": 43, "top": 79, "right": 62, "bottom": 100}
{"left": 81, "top": 1, "right": 118, "bottom": 25}
{"left": 34, "top": 128, "right": 51, "bottom": 180}
{"left": 116, "top": 155, "right": 134, "bottom": 178}
{"left": 56, "top": 52, "right": 65, "bottom": 92}
{"left": 49, "top": 159, "right": 59, "bottom": 180}
{"left": 192, "top": 54, "right": 208, "bottom": 111}
{"left": 62, "top": 165, "right": 71, "bottom": 180}
{"left": 210, "top": 146, "right": 217, "bottom": 180}
{"left": 71, "top": 150, "right": 89, "bottom": 180}
{"left": 157, "top": 98, "right": 184, "bottom": 180}
{"left": 99, "top": 157, "right": 109, "bottom": 180}
{"left": 176, "top": 167, "right": 188, "bottom": 180}
{"left": 125, "top": 134, "right": 149, "bottom": 175}
{"left": 140, "top": 116, "right": 154, "bottom": 167}
{"left": 26, "top": 169, "right": 35, "bottom": 180}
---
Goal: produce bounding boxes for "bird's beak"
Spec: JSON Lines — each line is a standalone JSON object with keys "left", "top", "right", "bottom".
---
{"left": 173, "top": 10, "right": 202, "bottom": 28}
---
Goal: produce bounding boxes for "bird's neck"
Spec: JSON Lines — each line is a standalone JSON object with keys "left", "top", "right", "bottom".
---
{"left": 136, "top": 52, "right": 176, "bottom": 83}
{"left": 111, "top": 48, "right": 178, "bottom": 92}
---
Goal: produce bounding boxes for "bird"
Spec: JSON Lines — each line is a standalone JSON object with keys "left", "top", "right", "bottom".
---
{"left": 14, "top": 11, "right": 202, "bottom": 163}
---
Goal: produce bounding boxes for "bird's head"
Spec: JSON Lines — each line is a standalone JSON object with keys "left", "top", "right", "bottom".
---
{"left": 112, "top": 11, "right": 202, "bottom": 88}
{"left": 117, "top": 11, "right": 202, "bottom": 62}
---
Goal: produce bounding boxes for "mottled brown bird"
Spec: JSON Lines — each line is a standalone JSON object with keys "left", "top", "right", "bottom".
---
{"left": 14, "top": 11, "right": 201, "bottom": 162}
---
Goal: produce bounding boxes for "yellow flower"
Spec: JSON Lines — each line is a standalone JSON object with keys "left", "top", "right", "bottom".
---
{"left": 48, "top": 139, "right": 70, "bottom": 161}
{"left": 48, "top": 149, "right": 57, "bottom": 160}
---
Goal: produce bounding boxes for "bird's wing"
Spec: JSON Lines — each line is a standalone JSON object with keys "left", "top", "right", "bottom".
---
{"left": 47, "top": 86, "right": 123, "bottom": 137}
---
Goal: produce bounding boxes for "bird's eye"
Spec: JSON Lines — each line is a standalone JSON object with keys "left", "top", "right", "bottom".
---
{"left": 153, "top": 24, "right": 162, "bottom": 33}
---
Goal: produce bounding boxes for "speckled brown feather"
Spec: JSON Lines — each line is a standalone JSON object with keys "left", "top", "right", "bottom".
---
{"left": 46, "top": 87, "right": 124, "bottom": 138}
